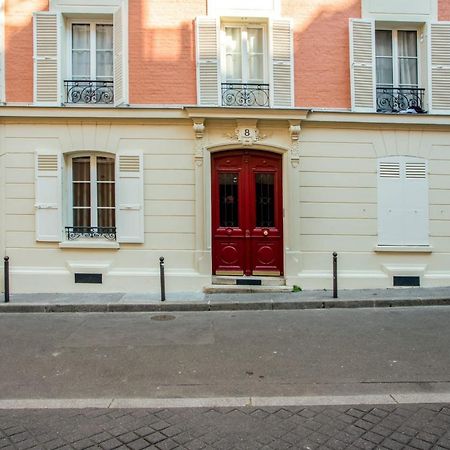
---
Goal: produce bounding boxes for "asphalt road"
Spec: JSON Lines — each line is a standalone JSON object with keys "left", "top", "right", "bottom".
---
{"left": 0, "top": 307, "right": 449, "bottom": 399}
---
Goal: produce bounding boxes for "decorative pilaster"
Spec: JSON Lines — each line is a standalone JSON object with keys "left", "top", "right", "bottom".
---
{"left": 192, "top": 118, "right": 206, "bottom": 166}
{"left": 289, "top": 120, "right": 302, "bottom": 167}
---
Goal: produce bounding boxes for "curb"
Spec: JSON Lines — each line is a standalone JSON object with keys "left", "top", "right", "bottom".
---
{"left": 1, "top": 297, "right": 450, "bottom": 313}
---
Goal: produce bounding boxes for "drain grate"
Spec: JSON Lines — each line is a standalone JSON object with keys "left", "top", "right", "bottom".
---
{"left": 151, "top": 314, "right": 176, "bottom": 321}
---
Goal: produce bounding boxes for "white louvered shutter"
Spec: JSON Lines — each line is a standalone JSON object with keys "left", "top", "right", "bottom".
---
{"left": 33, "top": 12, "right": 60, "bottom": 105}
{"left": 196, "top": 17, "right": 220, "bottom": 106}
{"left": 116, "top": 152, "right": 144, "bottom": 243}
{"left": 35, "top": 152, "right": 62, "bottom": 242}
{"left": 430, "top": 23, "right": 450, "bottom": 113}
{"left": 349, "top": 19, "right": 375, "bottom": 112}
{"left": 378, "top": 157, "right": 428, "bottom": 246}
{"left": 270, "top": 19, "right": 293, "bottom": 108}
{"left": 113, "top": 6, "right": 127, "bottom": 106}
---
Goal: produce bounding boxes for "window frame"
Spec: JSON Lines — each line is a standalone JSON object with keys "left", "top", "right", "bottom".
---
{"left": 67, "top": 18, "right": 113, "bottom": 82}
{"left": 220, "top": 21, "right": 269, "bottom": 85}
{"left": 66, "top": 153, "right": 116, "bottom": 230}
{"left": 375, "top": 27, "right": 421, "bottom": 89}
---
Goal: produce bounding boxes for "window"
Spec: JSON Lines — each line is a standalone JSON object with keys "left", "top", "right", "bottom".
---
{"left": 221, "top": 23, "right": 269, "bottom": 107}
{"left": 375, "top": 29, "right": 424, "bottom": 113}
{"left": 67, "top": 155, "right": 116, "bottom": 240}
{"left": 65, "top": 21, "right": 114, "bottom": 104}
{"left": 377, "top": 157, "right": 429, "bottom": 246}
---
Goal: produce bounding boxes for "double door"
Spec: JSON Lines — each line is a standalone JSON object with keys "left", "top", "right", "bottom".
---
{"left": 212, "top": 151, "right": 283, "bottom": 276}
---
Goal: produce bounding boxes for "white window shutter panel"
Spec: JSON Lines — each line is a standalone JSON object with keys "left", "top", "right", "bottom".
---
{"left": 33, "top": 12, "right": 60, "bottom": 105}
{"left": 403, "top": 159, "right": 429, "bottom": 245}
{"left": 270, "top": 18, "right": 293, "bottom": 108}
{"left": 116, "top": 152, "right": 144, "bottom": 243}
{"left": 196, "top": 17, "right": 220, "bottom": 106}
{"left": 349, "top": 19, "right": 375, "bottom": 112}
{"left": 378, "top": 157, "right": 429, "bottom": 246}
{"left": 378, "top": 159, "right": 402, "bottom": 245}
{"left": 430, "top": 23, "right": 450, "bottom": 113}
{"left": 35, "top": 152, "right": 62, "bottom": 242}
{"left": 113, "top": 6, "right": 127, "bottom": 106}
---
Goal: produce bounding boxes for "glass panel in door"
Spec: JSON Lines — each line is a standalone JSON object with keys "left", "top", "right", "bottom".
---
{"left": 219, "top": 173, "right": 239, "bottom": 227}
{"left": 255, "top": 173, "right": 274, "bottom": 228}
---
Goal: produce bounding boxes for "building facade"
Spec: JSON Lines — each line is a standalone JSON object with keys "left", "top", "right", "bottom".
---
{"left": 1, "top": 0, "right": 450, "bottom": 293}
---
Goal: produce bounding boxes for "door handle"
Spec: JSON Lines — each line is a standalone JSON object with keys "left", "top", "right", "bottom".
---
{"left": 263, "top": 229, "right": 269, "bottom": 236}
{"left": 245, "top": 229, "right": 250, "bottom": 238}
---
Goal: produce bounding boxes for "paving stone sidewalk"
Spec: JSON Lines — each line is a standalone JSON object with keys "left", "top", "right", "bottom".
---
{"left": 2, "top": 287, "right": 450, "bottom": 312}
{"left": 1, "top": 403, "right": 450, "bottom": 450}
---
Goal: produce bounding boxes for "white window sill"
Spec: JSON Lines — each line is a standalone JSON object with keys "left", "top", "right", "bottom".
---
{"left": 374, "top": 245, "right": 432, "bottom": 253}
{"left": 59, "top": 240, "right": 120, "bottom": 249}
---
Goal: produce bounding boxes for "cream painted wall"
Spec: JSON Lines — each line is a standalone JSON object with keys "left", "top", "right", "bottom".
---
{"left": 3, "top": 116, "right": 450, "bottom": 292}
{"left": 362, "top": 0, "right": 437, "bottom": 21}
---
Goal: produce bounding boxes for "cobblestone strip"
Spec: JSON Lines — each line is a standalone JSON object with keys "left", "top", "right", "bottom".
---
{"left": 0, "top": 404, "right": 449, "bottom": 449}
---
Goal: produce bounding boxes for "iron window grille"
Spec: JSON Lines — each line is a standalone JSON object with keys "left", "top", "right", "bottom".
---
{"left": 221, "top": 83, "right": 270, "bottom": 107}
{"left": 65, "top": 226, "right": 116, "bottom": 241}
{"left": 64, "top": 80, "right": 114, "bottom": 104}
{"left": 376, "top": 86, "right": 426, "bottom": 113}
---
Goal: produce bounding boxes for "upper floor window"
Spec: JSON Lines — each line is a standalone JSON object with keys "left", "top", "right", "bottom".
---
{"left": 221, "top": 25, "right": 269, "bottom": 107}
{"left": 195, "top": 16, "right": 293, "bottom": 108}
{"left": 66, "top": 21, "right": 114, "bottom": 105}
{"left": 375, "top": 29, "right": 424, "bottom": 113}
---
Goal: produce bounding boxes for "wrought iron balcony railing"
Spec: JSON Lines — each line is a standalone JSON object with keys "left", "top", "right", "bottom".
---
{"left": 64, "top": 80, "right": 114, "bottom": 104}
{"left": 376, "top": 86, "right": 426, "bottom": 113}
{"left": 65, "top": 226, "right": 116, "bottom": 241}
{"left": 221, "top": 83, "right": 270, "bottom": 107}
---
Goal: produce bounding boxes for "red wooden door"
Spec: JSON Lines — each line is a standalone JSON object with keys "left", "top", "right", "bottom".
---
{"left": 212, "top": 150, "right": 283, "bottom": 276}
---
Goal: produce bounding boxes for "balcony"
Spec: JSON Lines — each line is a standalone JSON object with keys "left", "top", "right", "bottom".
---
{"left": 221, "top": 83, "right": 270, "bottom": 107}
{"left": 376, "top": 86, "right": 426, "bottom": 114}
{"left": 65, "top": 226, "right": 116, "bottom": 241}
{"left": 64, "top": 80, "right": 114, "bottom": 105}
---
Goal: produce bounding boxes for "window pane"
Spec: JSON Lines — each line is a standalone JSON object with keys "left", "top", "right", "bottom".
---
{"left": 376, "top": 30, "right": 392, "bottom": 56}
{"left": 247, "top": 28, "right": 263, "bottom": 54}
{"left": 226, "top": 54, "right": 242, "bottom": 81}
{"left": 219, "top": 173, "right": 239, "bottom": 227}
{"left": 225, "top": 27, "right": 242, "bottom": 82}
{"left": 72, "top": 24, "right": 90, "bottom": 49}
{"left": 98, "top": 209, "right": 115, "bottom": 228}
{"left": 96, "top": 24, "right": 113, "bottom": 50}
{"left": 255, "top": 173, "right": 274, "bottom": 228}
{"left": 73, "top": 209, "right": 91, "bottom": 228}
{"left": 97, "top": 184, "right": 115, "bottom": 208}
{"left": 399, "top": 58, "right": 418, "bottom": 86}
{"left": 73, "top": 183, "right": 90, "bottom": 207}
{"left": 96, "top": 51, "right": 114, "bottom": 79}
{"left": 97, "top": 157, "right": 115, "bottom": 181}
{"left": 248, "top": 55, "right": 263, "bottom": 82}
{"left": 72, "top": 157, "right": 91, "bottom": 181}
{"left": 376, "top": 57, "right": 393, "bottom": 85}
{"left": 398, "top": 31, "right": 417, "bottom": 57}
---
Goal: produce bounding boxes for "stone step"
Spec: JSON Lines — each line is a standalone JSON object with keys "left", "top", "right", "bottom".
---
{"left": 211, "top": 276, "right": 286, "bottom": 287}
{"left": 204, "top": 285, "right": 292, "bottom": 294}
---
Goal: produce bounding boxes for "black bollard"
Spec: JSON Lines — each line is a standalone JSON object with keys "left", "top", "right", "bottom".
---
{"left": 332, "top": 252, "right": 338, "bottom": 299}
{"left": 159, "top": 256, "right": 166, "bottom": 302}
{"left": 4, "top": 256, "right": 10, "bottom": 303}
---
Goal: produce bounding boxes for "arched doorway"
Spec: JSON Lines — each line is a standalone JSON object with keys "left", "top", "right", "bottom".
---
{"left": 211, "top": 150, "right": 283, "bottom": 276}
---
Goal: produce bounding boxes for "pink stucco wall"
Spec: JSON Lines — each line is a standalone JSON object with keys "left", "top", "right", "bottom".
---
{"left": 439, "top": 0, "right": 450, "bottom": 20}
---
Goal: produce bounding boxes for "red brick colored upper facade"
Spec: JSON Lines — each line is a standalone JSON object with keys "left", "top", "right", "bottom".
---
{"left": 3, "top": 0, "right": 449, "bottom": 109}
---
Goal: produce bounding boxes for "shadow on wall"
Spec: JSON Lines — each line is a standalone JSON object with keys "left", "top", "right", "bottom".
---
{"left": 129, "top": 0, "right": 205, "bottom": 105}
{"left": 5, "top": 0, "right": 49, "bottom": 103}
{"left": 285, "top": 0, "right": 361, "bottom": 109}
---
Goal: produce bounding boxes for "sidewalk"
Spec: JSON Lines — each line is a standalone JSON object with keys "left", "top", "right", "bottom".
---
{"left": 1, "top": 286, "right": 450, "bottom": 313}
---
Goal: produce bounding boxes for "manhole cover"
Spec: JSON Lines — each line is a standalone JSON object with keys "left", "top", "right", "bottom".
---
{"left": 151, "top": 314, "right": 176, "bottom": 321}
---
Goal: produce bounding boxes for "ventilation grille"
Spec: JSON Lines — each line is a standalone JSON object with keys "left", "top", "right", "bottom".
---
{"left": 393, "top": 276, "right": 420, "bottom": 287}
{"left": 37, "top": 154, "right": 58, "bottom": 172}
{"left": 406, "top": 162, "right": 426, "bottom": 179}
{"left": 379, "top": 162, "right": 400, "bottom": 178}
{"left": 119, "top": 155, "right": 140, "bottom": 172}
{"left": 75, "top": 273, "right": 103, "bottom": 284}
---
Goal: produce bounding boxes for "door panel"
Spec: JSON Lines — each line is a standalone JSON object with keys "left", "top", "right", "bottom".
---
{"left": 212, "top": 150, "right": 283, "bottom": 276}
